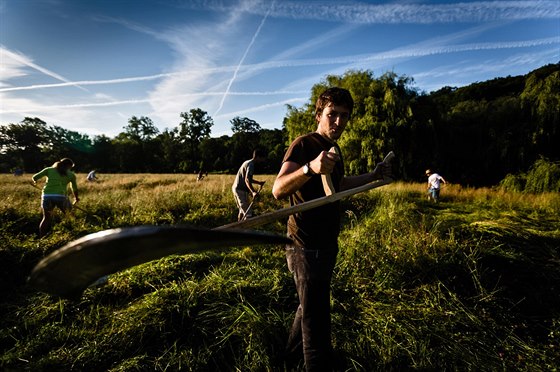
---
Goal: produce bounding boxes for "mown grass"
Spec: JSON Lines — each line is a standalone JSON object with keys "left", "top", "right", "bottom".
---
{"left": 0, "top": 174, "right": 559, "bottom": 371}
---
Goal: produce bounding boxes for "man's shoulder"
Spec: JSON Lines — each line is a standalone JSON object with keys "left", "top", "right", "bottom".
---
{"left": 238, "top": 159, "right": 253, "bottom": 173}
{"left": 292, "top": 132, "right": 327, "bottom": 146}
{"left": 295, "top": 132, "right": 319, "bottom": 140}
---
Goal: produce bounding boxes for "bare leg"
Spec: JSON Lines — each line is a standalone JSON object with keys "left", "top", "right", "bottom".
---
{"left": 39, "top": 208, "right": 53, "bottom": 238}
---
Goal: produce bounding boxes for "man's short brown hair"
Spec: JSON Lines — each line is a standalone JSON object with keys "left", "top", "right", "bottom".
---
{"left": 315, "top": 87, "right": 354, "bottom": 118}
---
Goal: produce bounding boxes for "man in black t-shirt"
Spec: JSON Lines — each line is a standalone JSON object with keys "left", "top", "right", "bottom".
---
{"left": 272, "top": 87, "right": 391, "bottom": 371}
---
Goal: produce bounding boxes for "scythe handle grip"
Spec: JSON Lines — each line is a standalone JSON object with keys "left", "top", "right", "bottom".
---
{"left": 383, "top": 151, "right": 395, "bottom": 163}
{"left": 321, "top": 146, "right": 339, "bottom": 196}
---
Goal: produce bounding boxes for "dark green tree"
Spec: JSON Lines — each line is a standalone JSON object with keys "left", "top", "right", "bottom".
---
{"left": 282, "top": 103, "right": 315, "bottom": 144}
{"left": 520, "top": 66, "right": 560, "bottom": 159}
{"left": 91, "top": 135, "right": 115, "bottom": 172}
{"left": 110, "top": 116, "right": 161, "bottom": 172}
{"left": 228, "top": 116, "right": 264, "bottom": 171}
{"left": 153, "top": 128, "right": 182, "bottom": 173}
{"left": 124, "top": 116, "right": 159, "bottom": 141}
{"left": 231, "top": 116, "right": 261, "bottom": 133}
{"left": 199, "top": 136, "right": 230, "bottom": 172}
{"left": 257, "top": 128, "right": 286, "bottom": 173}
{"left": 178, "top": 109, "right": 213, "bottom": 172}
{"left": 45, "top": 125, "right": 93, "bottom": 171}
{"left": 283, "top": 70, "right": 416, "bottom": 176}
{"left": 0, "top": 117, "right": 49, "bottom": 172}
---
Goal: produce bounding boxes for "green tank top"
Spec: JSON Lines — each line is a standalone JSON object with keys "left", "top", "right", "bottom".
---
{"left": 32, "top": 167, "right": 77, "bottom": 195}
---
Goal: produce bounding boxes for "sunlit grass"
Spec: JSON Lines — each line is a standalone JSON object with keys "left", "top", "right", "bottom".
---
{"left": 0, "top": 174, "right": 559, "bottom": 370}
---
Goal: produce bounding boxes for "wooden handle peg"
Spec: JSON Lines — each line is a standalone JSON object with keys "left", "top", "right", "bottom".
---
{"left": 322, "top": 146, "right": 339, "bottom": 196}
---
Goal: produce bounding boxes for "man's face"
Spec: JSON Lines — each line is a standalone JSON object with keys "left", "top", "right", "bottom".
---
{"left": 316, "top": 103, "right": 350, "bottom": 141}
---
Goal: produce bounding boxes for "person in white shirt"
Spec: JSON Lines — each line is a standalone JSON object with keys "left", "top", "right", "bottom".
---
{"left": 426, "top": 169, "right": 447, "bottom": 202}
{"left": 86, "top": 170, "right": 97, "bottom": 182}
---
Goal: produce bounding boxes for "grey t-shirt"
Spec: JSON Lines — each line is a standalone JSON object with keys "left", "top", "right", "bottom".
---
{"left": 232, "top": 159, "right": 254, "bottom": 192}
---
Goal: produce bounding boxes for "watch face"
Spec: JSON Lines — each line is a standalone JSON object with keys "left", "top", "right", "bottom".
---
{"left": 303, "top": 163, "right": 312, "bottom": 176}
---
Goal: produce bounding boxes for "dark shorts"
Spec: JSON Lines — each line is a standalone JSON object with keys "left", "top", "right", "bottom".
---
{"left": 41, "top": 195, "right": 71, "bottom": 212}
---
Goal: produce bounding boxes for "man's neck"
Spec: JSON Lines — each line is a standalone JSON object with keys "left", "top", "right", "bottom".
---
{"left": 315, "top": 130, "right": 336, "bottom": 145}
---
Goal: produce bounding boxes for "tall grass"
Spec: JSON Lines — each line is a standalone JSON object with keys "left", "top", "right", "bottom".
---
{"left": 0, "top": 174, "right": 559, "bottom": 371}
{"left": 333, "top": 182, "right": 560, "bottom": 370}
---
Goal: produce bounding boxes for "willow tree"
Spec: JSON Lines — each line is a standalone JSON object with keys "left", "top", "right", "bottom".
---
{"left": 283, "top": 70, "right": 416, "bottom": 175}
{"left": 520, "top": 65, "right": 560, "bottom": 160}
{"left": 282, "top": 103, "right": 315, "bottom": 144}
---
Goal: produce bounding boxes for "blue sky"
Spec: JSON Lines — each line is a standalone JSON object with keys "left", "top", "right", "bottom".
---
{"left": 1, "top": 0, "right": 559, "bottom": 138}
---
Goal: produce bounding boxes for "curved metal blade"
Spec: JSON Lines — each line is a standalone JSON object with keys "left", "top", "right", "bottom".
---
{"left": 28, "top": 225, "right": 291, "bottom": 298}
{"left": 29, "top": 151, "right": 394, "bottom": 298}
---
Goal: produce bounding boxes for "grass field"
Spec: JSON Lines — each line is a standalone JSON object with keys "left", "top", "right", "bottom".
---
{"left": 1, "top": 173, "right": 559, "bottom": 371}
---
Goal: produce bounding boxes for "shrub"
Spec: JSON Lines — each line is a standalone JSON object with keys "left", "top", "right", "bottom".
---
{"left": 499, "top": 158, "right": 560, "bottom": 193}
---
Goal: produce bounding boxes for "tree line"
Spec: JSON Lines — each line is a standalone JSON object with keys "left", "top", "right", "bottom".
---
{"left": 0, "top": 112, "right": 286, "bottom": 175}
{"left": 1, "top": 63, "right": 558, "bottom": 187}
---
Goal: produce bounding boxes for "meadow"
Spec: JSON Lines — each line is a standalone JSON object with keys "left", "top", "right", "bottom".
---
{"left": 0, "top": 173, "right": 559, "bottom": 371}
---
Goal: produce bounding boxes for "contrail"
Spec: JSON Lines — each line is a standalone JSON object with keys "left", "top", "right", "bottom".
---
{"left": 0, "top": 46, "right": 89, "bottom": 92}
{"left": 1, "top": 36, "right": 557, "bottom": 93}
{"left": 215, "top": 97, "right": 307, "bottom": 119}
{"left": 0, "top": 91, "right": 308, "bottom": 113}
{"left": 213, "top": 1, "right": 274, "bottom": 117}
{"left": 0, "top": 73, "right": 174, "bottom": 92}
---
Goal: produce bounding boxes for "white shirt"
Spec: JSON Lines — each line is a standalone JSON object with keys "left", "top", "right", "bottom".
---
{"left": 428, "top": 173, "right": 444, "bottom": 189}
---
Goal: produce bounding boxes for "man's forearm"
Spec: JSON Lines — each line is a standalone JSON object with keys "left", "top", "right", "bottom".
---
{"left": 272, "top": 169, "right": 310, "bottom": 199}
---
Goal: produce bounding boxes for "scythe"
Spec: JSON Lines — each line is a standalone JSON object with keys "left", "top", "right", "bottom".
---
{"left": 28, "top": 152, "right": 395, "bottom": 298}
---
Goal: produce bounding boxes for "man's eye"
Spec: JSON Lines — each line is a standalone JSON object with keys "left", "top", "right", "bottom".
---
{"left": 326, "top": 111, "right": 349, "bottom": 119}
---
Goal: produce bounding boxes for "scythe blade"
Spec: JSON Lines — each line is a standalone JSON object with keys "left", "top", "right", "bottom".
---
{"left": 28, "top": 151, "right": 395, "bottom": 298}
{"left": 28, "top": 225, "right": 291, "bottom": 298}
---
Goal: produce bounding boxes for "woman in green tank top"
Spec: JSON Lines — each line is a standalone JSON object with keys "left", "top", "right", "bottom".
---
{"left": 32, "top": 158, "right": 79, "bottom": 237}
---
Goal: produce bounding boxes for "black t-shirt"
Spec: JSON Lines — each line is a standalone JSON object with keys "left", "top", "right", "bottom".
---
{"left": 282, "top": 132, "right": 344, "bottom": 250}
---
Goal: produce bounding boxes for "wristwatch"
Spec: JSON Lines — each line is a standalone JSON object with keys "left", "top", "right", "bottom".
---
{"left": 303, "top": 162, "right": 315, "bottom": 177}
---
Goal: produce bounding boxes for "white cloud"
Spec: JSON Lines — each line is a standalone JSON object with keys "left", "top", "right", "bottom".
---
{"left": 215, "top": 96, "right": 306, "bottom": 120}
{"left": 2, "top": 0, "right": 558, "bottom": 138}
{"left": 0, "top": 92, "right": 96, "bottom": 133}
{"left": 213, "top": 1, "right": 275, "bottom": 116}
{"left": 0, "top": 46, "right": 88, "bottom": 92}
{"left": 4, "top": 34, "right": 557, "bottom": 93}
{"left": 145, "top": 1, "right": 265, "bottom": 128}
{"left": 0, "top": 48, "right": 29, "bottom": 86}
{"left": 233, "top": 0, "right": 560, "bottom": 23}
{"left": 414, "top": 48, "right": 560, "bottom": 92}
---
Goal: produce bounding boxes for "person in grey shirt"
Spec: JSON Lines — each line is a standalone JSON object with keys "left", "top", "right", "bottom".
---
{"left": 232, "top": 149, "right": 266, "bottom": 221}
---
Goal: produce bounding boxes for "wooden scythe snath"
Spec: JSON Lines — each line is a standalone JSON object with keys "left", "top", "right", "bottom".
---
{"left": 219, "top": 151, "right": 395, "bottom": 230}
{"left": 28, "top": 152, "right": 395, "bottom": 298}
